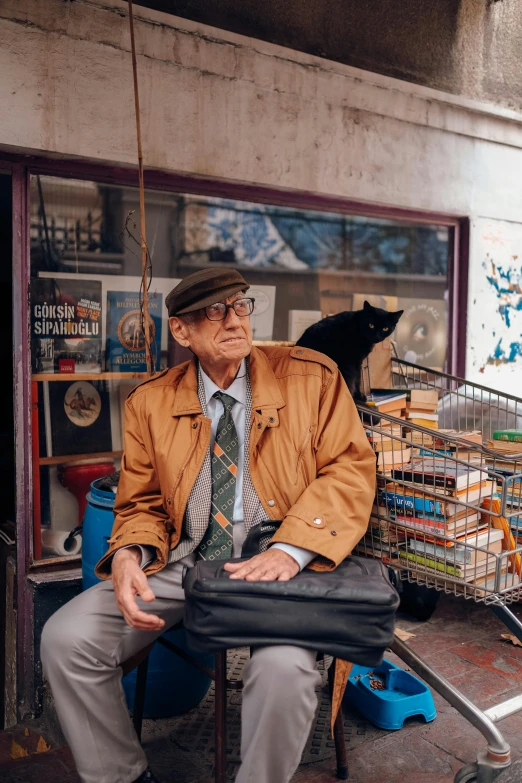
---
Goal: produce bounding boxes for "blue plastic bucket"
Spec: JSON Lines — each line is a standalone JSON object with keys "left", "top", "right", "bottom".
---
{"left": 82, "top": 477, "right": 213, "bottom": 718}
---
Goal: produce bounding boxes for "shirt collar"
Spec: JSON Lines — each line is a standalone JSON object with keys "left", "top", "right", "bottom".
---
{"left": 200, "top": 359, "right": 247, "bottom": 407}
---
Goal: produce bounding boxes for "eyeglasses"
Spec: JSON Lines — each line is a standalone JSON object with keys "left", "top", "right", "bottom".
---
{"left": 204, "top": 297, "right": 255, "bottom": 321}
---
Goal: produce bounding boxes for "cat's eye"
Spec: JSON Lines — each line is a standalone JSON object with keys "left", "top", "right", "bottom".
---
{"left": 382, "top": 327, "right": 389, "bottom": 332}
{"left": 369, "top": 323, "right": 374, "bottom": 329}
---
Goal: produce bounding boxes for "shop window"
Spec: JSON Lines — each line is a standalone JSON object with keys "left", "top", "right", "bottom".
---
{"left": 29, "top": 175, "right": 452, "bottom": 562}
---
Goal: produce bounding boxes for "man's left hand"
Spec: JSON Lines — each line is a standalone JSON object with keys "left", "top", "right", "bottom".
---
{"left": 224, "top": 548, "right": 300, "bottom": 581}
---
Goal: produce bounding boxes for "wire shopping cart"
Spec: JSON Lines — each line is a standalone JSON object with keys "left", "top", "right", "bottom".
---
{"left": 357, "top": 357, "right": 522, "bottom": 783}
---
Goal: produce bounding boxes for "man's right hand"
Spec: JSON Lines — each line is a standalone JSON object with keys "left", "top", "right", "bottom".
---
{"left": 112, "top": 547, "right": 165, "bottom": 632}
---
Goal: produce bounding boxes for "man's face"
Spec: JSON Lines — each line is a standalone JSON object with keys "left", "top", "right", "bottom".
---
{"left": 169, "top": 291, "right": 253, "bottom": 367}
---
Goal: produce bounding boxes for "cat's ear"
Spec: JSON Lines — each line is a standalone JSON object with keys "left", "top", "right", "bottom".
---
{"left": 393, "top": 310, "right": 404, "bottom": 322}
{"left": 363, "top": 300, "right": 372, "bottom": 311}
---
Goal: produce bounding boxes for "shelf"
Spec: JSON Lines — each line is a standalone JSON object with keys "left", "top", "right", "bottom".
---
{"left": 39, "top": 450, "right": 123, "bottom": 466}
{"left": 32, "top": 372, "right": 150, "bottom": 382}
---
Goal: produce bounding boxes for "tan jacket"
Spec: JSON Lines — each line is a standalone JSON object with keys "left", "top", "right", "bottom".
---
{"left": 95, "top": 345, "right": 376, "bottom": 578}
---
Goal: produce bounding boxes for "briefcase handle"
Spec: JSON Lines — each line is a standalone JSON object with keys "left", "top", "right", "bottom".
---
{"left": 241, "top": 520, "right": 283, "bottom": 558}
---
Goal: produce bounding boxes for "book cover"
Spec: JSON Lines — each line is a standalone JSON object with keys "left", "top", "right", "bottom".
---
{"left": 437, "top": 430, "right": 483, "bottom": 446}
{"left": 405, "top": 411, "right": 438, "bottom": 421}
{"left": 409, "top": 530, "right": 503, "bottom": 565}
{"left": 288, "top": 310, "right": 322, "bottom": 342}
{"left": 377, "top": 447, "right": 411, "bottom": 468}
{"left": 398, "top": 551, "right": 497, "bottom": 580}
{"left": 406, "top": 401, "right": 438, "bottom": 413}
{"left": 409, "top": 389, "right": 439, "bottom": 406}
{"left": 380, "top": 483, "right": 492, "bottom": 519}
{"left": 393, "top": 513, "right": 482, "bottom": 534}
{"left": 47, "top": 380, "right": 112, "bottom": 457}
{"left": 493, "top": 430, "right": 522, "bottom": 443}
{"left": 407, "top": 419, "right": 438, "bottom": 430}
{"left": 372, "top": 439, "right": 407, "bottom": 453}
{"left": 380, "top": 490, "right": 447, "bottom": 516}
{"left": 366, "top": 392, "right": 407, "bottom": 406}
{"left": 392, "top": 459, "right": 482, "bottom": 490}
{"left": 31, "top": 278, "right": 102, "bottom": 374}
{"left": 248, "top": 285, "right": 276, "bottom": 340}
{"left": 106, "top": 291, "right": 162, "bottom": 373}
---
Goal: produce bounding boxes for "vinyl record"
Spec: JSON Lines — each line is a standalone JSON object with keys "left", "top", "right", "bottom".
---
{"left": 394, "top": 298, "right": 447, "bottom": 369}
{"left": 48, "top": 380, "right": 112, "bottom": 457}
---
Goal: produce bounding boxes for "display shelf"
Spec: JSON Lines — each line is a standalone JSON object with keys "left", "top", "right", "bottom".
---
{"left": 39, "top": 451, "right": 123, "bottom": 467}
{"left": 32, "top": 372, "right": 150, "bottom": 382}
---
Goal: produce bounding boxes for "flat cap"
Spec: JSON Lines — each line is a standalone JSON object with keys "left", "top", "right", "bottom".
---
{"left": 165, "top": 268, "right": 250, "bottom": 316}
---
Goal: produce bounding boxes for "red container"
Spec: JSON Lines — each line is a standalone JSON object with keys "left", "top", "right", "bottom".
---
{"left": 58, "top": 459, "right": 115, "bottom": 524}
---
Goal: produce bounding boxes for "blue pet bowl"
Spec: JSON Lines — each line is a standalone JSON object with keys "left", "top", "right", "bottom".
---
{"left": 344, "top": 659, "right": 437, "bottom": 730}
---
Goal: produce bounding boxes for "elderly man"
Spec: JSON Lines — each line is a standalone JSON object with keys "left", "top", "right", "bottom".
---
{"left": 41, "top": 268, "right": 376, "bottom": 783}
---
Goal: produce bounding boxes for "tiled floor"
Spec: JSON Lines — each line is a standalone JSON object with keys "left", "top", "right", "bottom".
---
{"left": 2, "top": 593, "right": 522, "bottom": 783}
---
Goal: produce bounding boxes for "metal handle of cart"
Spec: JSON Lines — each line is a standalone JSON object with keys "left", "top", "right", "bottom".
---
{"left": 357, "top": 356, "right": 522, "bottom": 782}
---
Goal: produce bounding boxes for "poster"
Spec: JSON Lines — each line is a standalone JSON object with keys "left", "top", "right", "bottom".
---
{"left": 106, "top": 291, "right": 163, "bottom": 372}
{"left": 288, "top": 310, "right": 322, "bottom": 342}
{"left": 248, "top": 285, "right": 276, "bottom": 340}
{"left": 46, "top": 379, "right": 112, "bottom": 457}
{"left": 394, "top": 297, "right": 447, "bottom": 370}
{"left": 31, "top": 278, "right": 102, "bottom": 374}
{"left": 39, "top": 272, "right": 179, "bottom": 366}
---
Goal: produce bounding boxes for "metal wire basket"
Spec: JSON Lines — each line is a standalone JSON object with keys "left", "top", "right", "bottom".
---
{"left": 357, "top": 357, "right": 522, "bottom": 605}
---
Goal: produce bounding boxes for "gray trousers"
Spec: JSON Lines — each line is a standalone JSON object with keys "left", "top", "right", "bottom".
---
{"left": 40, "top": 562, "right": 321, "bottom": 783}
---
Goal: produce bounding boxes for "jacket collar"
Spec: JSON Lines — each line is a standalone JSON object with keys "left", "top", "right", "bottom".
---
{"left": 249, "top": 346, "right": 285, "bottom": 412}
{"left": 171, "top": 345, "right": 285, "bottom": 417}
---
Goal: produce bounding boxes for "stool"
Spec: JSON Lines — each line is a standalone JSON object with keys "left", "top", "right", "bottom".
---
{"left": 125, "top": 632, "right": 349, "bottom": 781}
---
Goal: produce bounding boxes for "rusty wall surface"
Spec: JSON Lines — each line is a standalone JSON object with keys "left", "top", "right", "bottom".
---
{"left": 137, "top": 0, "right": 522, "bottom": 112}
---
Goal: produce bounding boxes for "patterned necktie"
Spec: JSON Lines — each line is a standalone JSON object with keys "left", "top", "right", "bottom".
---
{"left": 197, "top": 391, "right": 238, "bottom": 560}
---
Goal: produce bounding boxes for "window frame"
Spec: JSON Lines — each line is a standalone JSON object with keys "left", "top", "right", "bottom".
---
{"left": 3, "top": 153, "right": 467, "bottom": 722}
{"left": 8, "top": 154, "right": 468, "bottom": 573}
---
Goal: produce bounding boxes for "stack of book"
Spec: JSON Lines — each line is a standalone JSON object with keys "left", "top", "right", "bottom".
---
{"left": 376, "top": 458, "right": 505, "bottom": 589}
{"left": 355, "top": 511, "right": 405, "bottom": 563}
{"left": 492, "top": 429, "right": 522, "bottom": 444}
{"left": 367, "top": 426, "right": 411, "bottom": 473}
{"left": 486, "top": 429, "right": 522, "bottom": 472}
{"left": 365, "top": 391, "right": 409, "bottom": 473}
{"left": 365, "top": 392, "right": 408, "bottom": 419}
{"left": 399, "top": 527, "right": 506, "bottom": 592}
{"left": 435, "top": 430, "right": 484, "bottom": 465}
{"left": 404, "top": 430, "right": 435, "bottom": 451}
{"left": 439, "top": 430, "right": 483, "bottom": 447}
{"left": 404, "top": 389, "right": 439, "bottom": 430}
{"left": 409, "top": 430, "right": 484, "bottom": 465}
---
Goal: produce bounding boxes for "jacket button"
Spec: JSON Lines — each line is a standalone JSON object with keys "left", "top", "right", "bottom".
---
{"left": 313, "top": 518, "right": 322, "bottom": 525}
{"left": 296, "top": 349, "right": 303, "bottom": 355}
{"left": 268, "top": 499, "right": 275, "bottom": 507}
{"left": 331, "top": 530, "right": 337, "bottom": 536}
{"left": 268, "top": 416, "right": 275, "bottom": 423}
{"left": 257, "top": 422, "right": 262, "bottom": 429}
{"left": 192, "top": 422, "right": 198, "bottom": 429}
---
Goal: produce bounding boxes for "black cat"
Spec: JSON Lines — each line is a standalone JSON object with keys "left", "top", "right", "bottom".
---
{"left": 296, "top": 301, "right": 403, "bottom": 401}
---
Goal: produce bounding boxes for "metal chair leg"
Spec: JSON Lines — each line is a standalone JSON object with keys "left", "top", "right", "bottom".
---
{"left": 329, "top": 660, "right": 349, "bottom": 780}
{"left": 133, "top": 654, "right": 150, "bottom": 742}
{"left": 215, "top": 650, "right": 228, "bottom": 783}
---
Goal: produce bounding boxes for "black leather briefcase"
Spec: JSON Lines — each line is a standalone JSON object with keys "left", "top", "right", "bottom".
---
{"left": 183, "top": 525, "right": 399, "bottom": 665}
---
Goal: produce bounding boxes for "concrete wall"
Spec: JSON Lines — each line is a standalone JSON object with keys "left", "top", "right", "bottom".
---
{"left": 138, "top": 0, "right": 522, "bottom": 114}
{"left": 1, "top": 0, "right": 522, "bottom": 392}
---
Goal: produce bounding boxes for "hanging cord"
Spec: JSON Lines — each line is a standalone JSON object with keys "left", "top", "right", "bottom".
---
{"left": 128, "top": 0, "right": 154, "bottom": 376}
